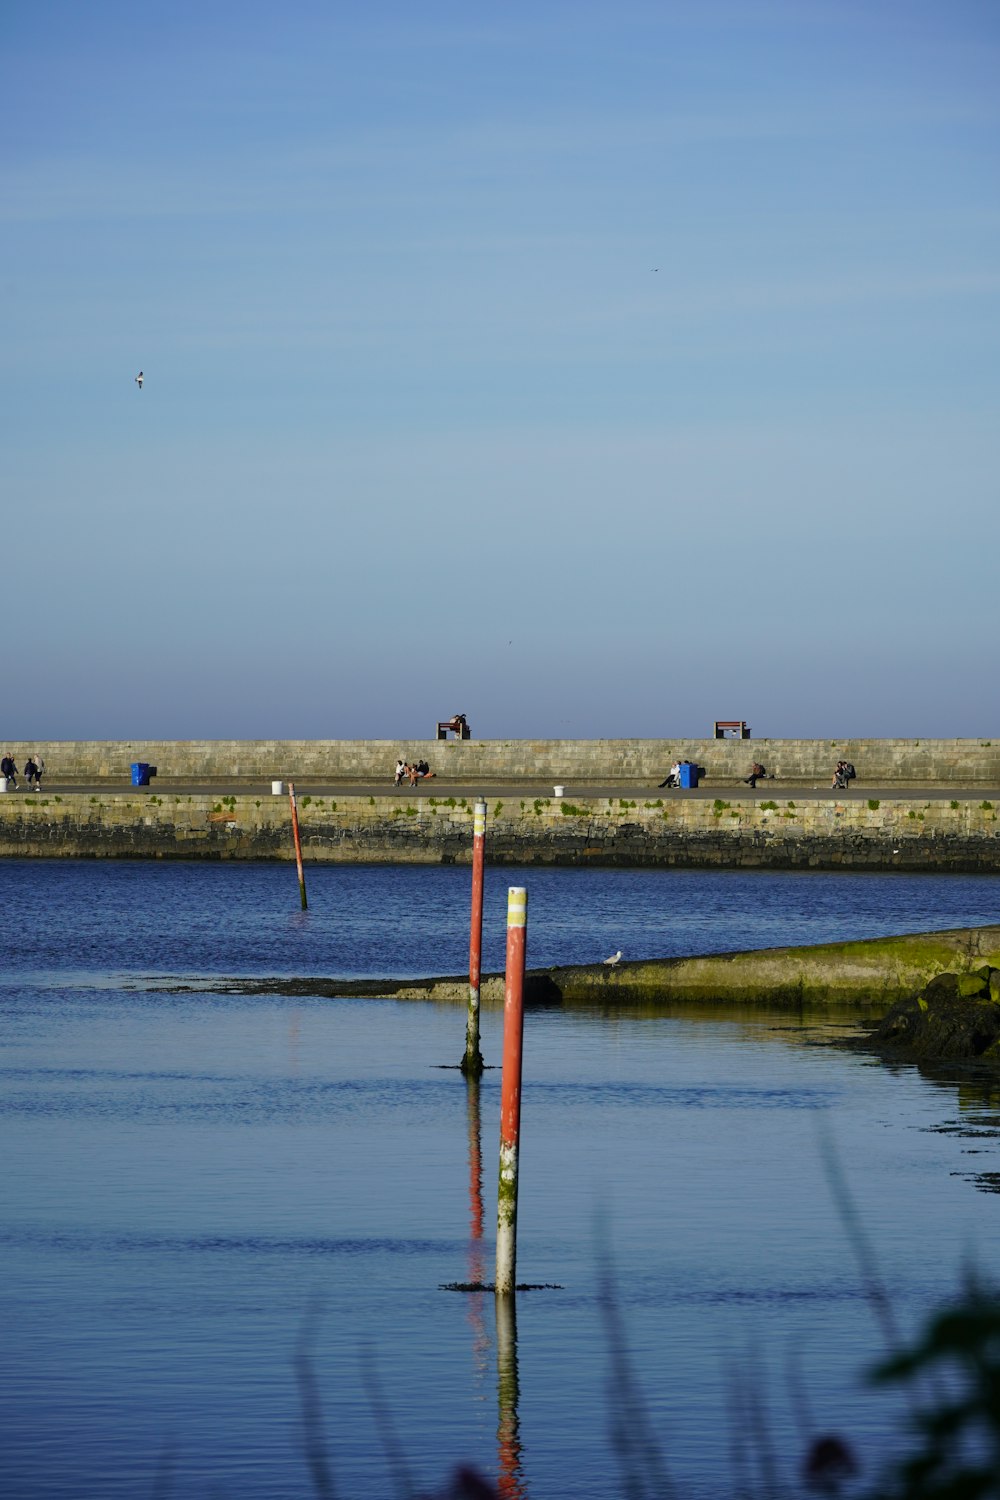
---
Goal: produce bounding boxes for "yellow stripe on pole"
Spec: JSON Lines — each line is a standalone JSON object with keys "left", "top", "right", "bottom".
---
{"left": 507, "top": 886, "right": 527, "bottom": 927}
{"left": 474, "top": 800, "right": 487, "bottom": 837}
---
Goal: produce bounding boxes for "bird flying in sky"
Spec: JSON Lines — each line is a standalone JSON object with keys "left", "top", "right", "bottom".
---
{"left": 135, "top": 371, "right": 143, "bottom": 390}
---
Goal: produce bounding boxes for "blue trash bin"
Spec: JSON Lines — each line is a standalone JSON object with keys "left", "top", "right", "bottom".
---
{"left": 678, "top": 762, "right": 699, "bottom": 789}
{"left": 131, "top": 762, "right": 151, "bottom": 787}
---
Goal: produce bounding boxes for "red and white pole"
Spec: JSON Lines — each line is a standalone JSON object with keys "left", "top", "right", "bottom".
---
{"left": 288, "top": 781, "right": 308, "bottom": 910}
{"left": 462, "top": 799, "right": 487, "bottom": 1076}
{"left": 496, "top": 886, "right": 527, "bottom": 1296}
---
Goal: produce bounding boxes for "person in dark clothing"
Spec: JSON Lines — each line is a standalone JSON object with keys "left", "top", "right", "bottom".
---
{"left": 832, "top": 760, "right": 857, "bottom": 789}
{"left": 1, "top": 753, "right": 18, "bottom": 790}
{"left": 743, "top": 762, "right": 767, "bottom": 788}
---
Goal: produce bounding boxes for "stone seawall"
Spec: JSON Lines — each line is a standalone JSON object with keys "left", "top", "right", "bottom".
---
{"left": 254, "top": 925, "right": 1000, "bottom": 1014}
{"left": 3, "top": 789, "right": 1000, "bottom": 869}
{"left": 3, "top": 736, "right": 1000, "bottom": 785}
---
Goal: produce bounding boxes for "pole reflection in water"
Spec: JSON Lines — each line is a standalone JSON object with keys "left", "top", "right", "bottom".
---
{"left": 464, "top": 1076, "right": 489, "bottom": 1376}
{"left": 495, "top": 1293, "right": 525, "bottom": 1500}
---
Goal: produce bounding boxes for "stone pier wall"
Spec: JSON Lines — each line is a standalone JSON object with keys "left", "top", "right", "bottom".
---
{"left": 3, "top": 788, "right": 1000, "bottom": 869}
{"left": 2, "top": 737, "right": 1000, "bottom": 785}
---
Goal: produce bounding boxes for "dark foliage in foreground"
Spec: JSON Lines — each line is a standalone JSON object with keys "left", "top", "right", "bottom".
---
{"left": 865, "top": 1281, "right": 1000, "bottom": 1499}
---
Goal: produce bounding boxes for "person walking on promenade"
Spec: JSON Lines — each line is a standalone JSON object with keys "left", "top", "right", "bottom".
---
{"left": 32, "top": 753, "right": 44, "bottom": 790}
{"left": 1, "top": 752, "right": 18, "bottom": 790}
{"left": 394, "top": 758, "right": 406, "bottom": 787}
{"left": 23, "top": 755, "right": 39, "bottom": 789}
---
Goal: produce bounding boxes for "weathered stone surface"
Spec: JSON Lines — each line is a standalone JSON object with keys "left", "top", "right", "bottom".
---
{"left": 2, "top": 790, "right": 1000, "bottom": 869}
{"left": 2, "top": 736, "right": 1000, "bottom": 785}
{"left": 199, "top": 927, "right": 1000, "bottom": 1016}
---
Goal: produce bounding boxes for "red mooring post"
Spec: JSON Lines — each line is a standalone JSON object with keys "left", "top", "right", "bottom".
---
{"left": 288, "top": 781, "right": 308, "bottom": 910}
{"left": 496, "top": 886, "right": 527, "bottom": 1296}
{"left": 463, "top": 798, "right": 487, "bottom": 1075}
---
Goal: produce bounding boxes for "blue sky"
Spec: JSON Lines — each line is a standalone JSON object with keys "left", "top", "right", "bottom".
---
{"left": 3, "top": 1, "right": 998, "bottom": 740}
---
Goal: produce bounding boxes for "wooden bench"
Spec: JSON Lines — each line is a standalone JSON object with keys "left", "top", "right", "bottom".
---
{"left": 713, "top": 721, "right": 751, "bottom": 739}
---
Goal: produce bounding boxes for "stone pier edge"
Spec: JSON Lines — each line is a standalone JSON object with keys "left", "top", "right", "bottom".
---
{"left": 2, "top": 787, "right": 1000, "bottom": 870}
{"left": 181, "top": 925, "right": 1000, "bottom": 1015}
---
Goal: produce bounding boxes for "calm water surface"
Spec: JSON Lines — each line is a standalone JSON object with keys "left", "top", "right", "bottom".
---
{"left": 3, "top": 860, "right": 1000, "bottom": 1497}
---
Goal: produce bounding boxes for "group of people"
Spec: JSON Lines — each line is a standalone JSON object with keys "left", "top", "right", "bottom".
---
{"left": 655, "top": 757, "right": 857, "bottom": 792}
{"left": 1, "top": 752, "right": 44, "bottom": 791}
{"left": 393, "top": 758, "right": 435, "bottom": 787}
{"left": 742, "top": 759, "right": 857, "bottom": 789}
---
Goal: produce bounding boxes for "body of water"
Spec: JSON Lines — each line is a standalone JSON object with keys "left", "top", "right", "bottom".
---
{"left": 3, "top": 859, "right": 1000, "bottom": 1497}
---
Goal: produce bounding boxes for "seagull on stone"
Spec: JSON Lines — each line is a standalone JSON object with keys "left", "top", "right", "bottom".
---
{"left": 603, "top": 950, "right": 623, "bottom": 966}
{"left": 135, "top": 371, "right": 144, "bottom": 390}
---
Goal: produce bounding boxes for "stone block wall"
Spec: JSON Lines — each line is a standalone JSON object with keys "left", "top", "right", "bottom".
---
{"left": 2, "top": 737, "right": 1000, "bottom": 785}
{"left": 3, "top": 788, "right": 1000, "bottom": 869}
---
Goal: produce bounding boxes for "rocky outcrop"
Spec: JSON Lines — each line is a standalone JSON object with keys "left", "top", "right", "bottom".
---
{"left": 864, "top": 967, "right": 1000, "bottom": 1062}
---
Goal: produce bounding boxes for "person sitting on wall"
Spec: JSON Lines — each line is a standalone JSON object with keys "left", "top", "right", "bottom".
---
{"left": 658, "top": 761, "right": 682, "bottom": 788}
{"left": 414, "top": 760, "right": 434, "bottom": 779}
{"left": 832, "top": 760, "right": 857, "bottom": 789}
{"left": 744, "top": 762, "right": 767, "bottom": 788}
{"left": 394, "top": 758, "right": 406, "bottom": 787}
